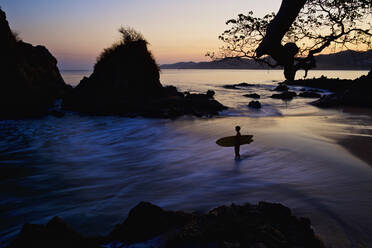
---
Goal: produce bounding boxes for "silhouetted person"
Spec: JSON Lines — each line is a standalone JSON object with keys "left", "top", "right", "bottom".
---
{"left": 235, "top": 126, "right": 241, "bottom": 160}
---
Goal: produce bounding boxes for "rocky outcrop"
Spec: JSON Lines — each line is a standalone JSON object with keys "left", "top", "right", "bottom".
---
{"left": 62, "top": 29, "right": 226, "bottom": 118}
{"left": 108, "top": 202, "right": 193, "bottom": 244}
{"left": 7, "top": 202, "right": 325, "bottom": 248}
{"left": 312, "top": 70, "right": 372, "bottom": 108}
{"left": 286, "top": 70, "right": 372, "bottom": 108}
{"left": 0, "top": 8, "right": 70, "bottom": 119}
{"left": 286, "top": 76, "right": 353, "bottom": 92}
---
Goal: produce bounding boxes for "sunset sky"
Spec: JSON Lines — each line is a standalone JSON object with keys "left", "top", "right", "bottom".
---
{"left": 1, "top": 0, "right": 282, "bottom": 70}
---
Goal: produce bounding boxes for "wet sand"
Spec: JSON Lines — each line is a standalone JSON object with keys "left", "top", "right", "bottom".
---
{"left": 325, "top": 107, "right": 372, "bottom": 166}
{"left": 338, "top": 136, "right": 372, "bottom": 166}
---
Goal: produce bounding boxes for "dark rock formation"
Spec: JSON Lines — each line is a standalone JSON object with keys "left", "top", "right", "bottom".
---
{"left": 8, "top": 202, "right": 325, "bottom": 248}
{"left": 248, "top": 100, "right": 262, "bottom": 109}
{"left": 312, "top": 70, "right": 372, "bottom": 108}
{"left": 0, "top": 8, "right": 70, "bottom": 119}
{"left": 274, "top": 83, "right": 289, "bottom": 91}
{"left": 243, "top": 93, "right": 260, "bottom": 99}
{"left": 166, "top": 202, "right": 324, "bottom": 248}
{"left": 298, "top": 91, "right": 321, "bottom": 98}
{"left": 286, "top": 70, "right": 372, "bottom": 108}
{"left": 108, "top": 202, "right": 193, "bottom": 244}
{"left": 271, "top": 91, "right": 297, "bottom": 100}
{"left": 286, "top": 76, "right": 353, "bottom": 92}
{"left": 63, "top": 29, "right": 226, "bottom": 118}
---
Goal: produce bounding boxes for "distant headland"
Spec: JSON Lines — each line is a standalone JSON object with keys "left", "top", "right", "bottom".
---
{"left": 160, "top": 50, "right": 372, "bottom": 70}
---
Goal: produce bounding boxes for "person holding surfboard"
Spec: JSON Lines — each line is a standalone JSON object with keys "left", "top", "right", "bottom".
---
{"left": 234, "top": 126, "right": 241, "bottom": 160}
{"left": 216, "top": 128, "right": 253, "bottom": 159}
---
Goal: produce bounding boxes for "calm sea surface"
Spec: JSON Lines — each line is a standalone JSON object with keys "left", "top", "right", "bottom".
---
{"left": 1, "top": 69, "right": 371, "bottom": 247}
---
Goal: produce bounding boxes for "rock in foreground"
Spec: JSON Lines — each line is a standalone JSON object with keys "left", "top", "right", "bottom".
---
{"left": 7, "top": 217, "right": 99, "bottom": 248}
{"left": 63, "top": 28, "right": 226, "bottom": 118}
{"left": 8, "top": 202, "right": 325, "bottom": 248}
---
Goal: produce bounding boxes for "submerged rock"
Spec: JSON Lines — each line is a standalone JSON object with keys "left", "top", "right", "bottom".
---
{"left": 0, "top": 8, "right": 70, "bottom": 119}
{"left": 243, "top": 93, "right": 260, "bottom": 99}
{"left": 271, "top": 91, "right": 297, "bottom": 100}
{"left": 63, "top": 28, "right": 226, "bottom": 118}
{"left": 8, "top": 202, "right": 325, "bottom": 248}
{"left": 248, "top": 100, "right": 262, "bottom": 109}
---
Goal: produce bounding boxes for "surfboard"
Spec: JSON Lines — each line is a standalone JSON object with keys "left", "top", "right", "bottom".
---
{"left": 216, "top": 135, "right": 253, "bottom": 147}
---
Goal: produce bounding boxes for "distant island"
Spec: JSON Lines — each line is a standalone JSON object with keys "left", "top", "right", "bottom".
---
{"left": 160, "top": 50, "right": 372, "bottom": 70}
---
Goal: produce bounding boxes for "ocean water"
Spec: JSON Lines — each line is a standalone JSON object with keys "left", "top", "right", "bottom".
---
{"left": 1, "top": 69, "right": 372, "bottom": 247}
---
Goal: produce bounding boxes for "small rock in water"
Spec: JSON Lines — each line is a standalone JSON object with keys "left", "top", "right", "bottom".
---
{"left": 223, "top": 85, "right": 239, "bottom": 89}
{"left": 222, "top": 82, "right": 255, "bottom": 89}
{"left": 236, "top": 82, "right": 254, "bottom": 87}
{"left": 271, "top": 91, "right": 297, "bottom": 100}
{"left": 243, "top": 93, "right": 260, "bottom": 99}
{"left": 248, "top": 100, "right": 262, "bottom": 109}
{"left": 274, "top": 83, "right": 289, "bottom": 91}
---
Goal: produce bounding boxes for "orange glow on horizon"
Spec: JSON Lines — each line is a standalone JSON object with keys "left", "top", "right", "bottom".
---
{"left": 3, "top": 0, "right": 371, "bottom": 70}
